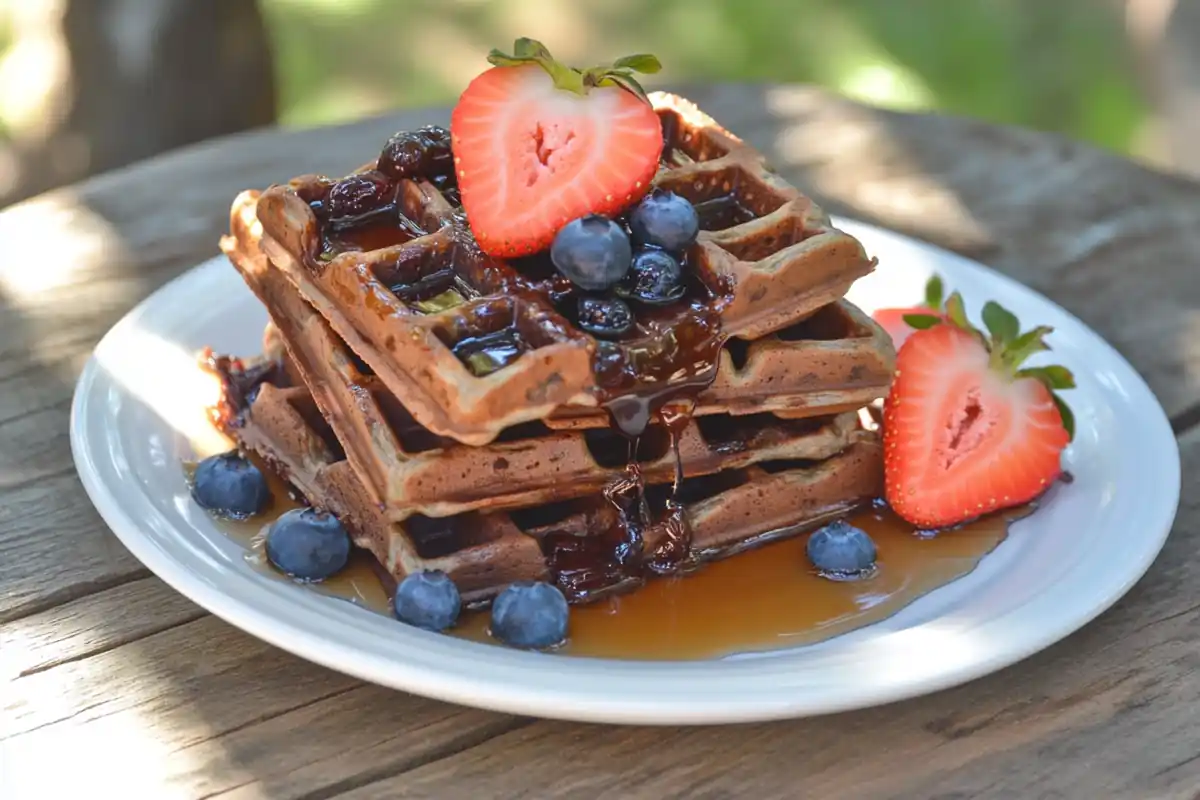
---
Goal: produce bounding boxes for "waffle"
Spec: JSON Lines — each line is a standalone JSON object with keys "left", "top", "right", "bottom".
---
{"left": 236, "top": 91, "right": 883, "bottom": 446}
{"left": 221, "top": 367, "right": 883, "bottom": 603}
{"left": 223, "top": 205, "right": 874, "bottom": 521}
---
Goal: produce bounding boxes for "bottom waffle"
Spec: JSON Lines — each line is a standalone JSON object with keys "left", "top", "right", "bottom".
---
{"left": 219, "top": 363, "right": 885, "bottom": 604}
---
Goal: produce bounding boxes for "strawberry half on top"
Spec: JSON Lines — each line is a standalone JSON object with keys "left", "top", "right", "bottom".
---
{"left": 872, "top": 274, "right": 950, "bottom": 351}
{"left": 882, "top": 291, "right": 1076, "bottom": 529}
{"left": 450, "top": 38, "right": 665, "bottom": 258}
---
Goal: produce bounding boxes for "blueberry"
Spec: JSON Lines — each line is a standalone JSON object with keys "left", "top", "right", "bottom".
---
{"left": 265, "top": 508, "right": 351, "bottom": 581}
{"left": 327, "top": 171, "right": 394, "bottom": 221}
{"left": 377, "top": 131, "right": 428, "bottom": 179}
{"left": 629, "top": 189, "right": 700, "bottom": 252}
{"left": 550, "top": 215, "right": 632, "bottom": 291}
{"left": 616, "top": 248, "right": 686, "bottom": 306}
{"left": 806, "top": 520, "right": 877, "bottom": 578}
{"left": 490, "top": 581, "right": 569, "bottom": 649}
{"left": 191, "top": 451, "right": 270, "bottom": 519}
{"left": 393, "top": 570, "right": 461, "bottom": 631}
{"left": 576, "top": 296, "right": 634, "bottom": 338}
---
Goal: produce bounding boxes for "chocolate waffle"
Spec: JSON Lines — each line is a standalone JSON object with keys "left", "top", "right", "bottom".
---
{"left": 218, "top": 361, "right": 883, "bottom": 603}
{"left": 240, "top": 91, "right": 882, "bottom": 446}
{"left": 223, "top": 198, "right": 876, "bottom": 521}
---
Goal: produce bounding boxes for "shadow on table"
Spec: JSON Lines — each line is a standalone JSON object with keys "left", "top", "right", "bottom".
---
{"left": 3, "top": 83, "right": 1199, "bottom": 797}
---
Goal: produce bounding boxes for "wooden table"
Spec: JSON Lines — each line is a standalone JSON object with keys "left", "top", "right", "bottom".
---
{"left": 2, "top": 83, "right": 1197, "bottom": 799}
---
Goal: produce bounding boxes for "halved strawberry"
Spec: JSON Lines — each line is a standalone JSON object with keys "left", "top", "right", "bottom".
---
{"left": 450, "top": 39, "right": 665, "bottom": 258}
{"left": 882, "top": 291, "right": 1075, "bottom": 528}
{"left": 872, "top": 274, "right": 950, "bottom": 350}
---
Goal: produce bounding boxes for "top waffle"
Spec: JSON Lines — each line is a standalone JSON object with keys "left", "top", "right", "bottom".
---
{"left": 243, "top": 91, "right": 880, "bottom": 446}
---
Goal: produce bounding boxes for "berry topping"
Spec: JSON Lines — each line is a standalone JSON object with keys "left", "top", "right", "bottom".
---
{"left": 616, "top": 247, "right": 686, "bottom": 305}
{"left": 629, "top": 188, "right": 700, "bottom": 252}
{"left": 871, "top": 275, "right": 950, "bottom": 351}
{"left": 377, "top": 126, "right": 453, "bottom": 181}
{"left": 265, "top": 508, "right": 352, "bottom": 581}
{"left": 576, "top": 295, "right": 635, "bottom": 338}
{"left": 327, "top": 171, "right": 394, "bottom": 222}
{"left": 190, "top": 451, "right": 270, "bottom": 519}
{"left": 393, "top": 570, "right": 462, "bottom": 632}
{"left": 550, "top": 214, "right": 633, "bottom": 290}
{"left": 806, "top": 520, "right": 877, "bottom": 578}
{"left": 450, "top": 38, "right": 664, "bottom": 258}
{"left": 883, "top": 291, "right": 1075, "bottom": 528}
{"left": 490, "top": 581, "right": 570, "bottom": 649}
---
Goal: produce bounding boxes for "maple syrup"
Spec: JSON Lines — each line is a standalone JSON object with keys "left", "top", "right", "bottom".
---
{"left": 455, "top": 502, "right": 1028, "bottom": 659}
{"left": 194, "top": 447, "right": 1031, "bottom": 660}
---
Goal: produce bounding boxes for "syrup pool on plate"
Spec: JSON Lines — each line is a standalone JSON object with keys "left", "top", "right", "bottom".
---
{"left": 193, "top": 452, "right": 1028, "bottom": 661}
{"left": 450, "top": 503, "right": 1025, "bottom": 659}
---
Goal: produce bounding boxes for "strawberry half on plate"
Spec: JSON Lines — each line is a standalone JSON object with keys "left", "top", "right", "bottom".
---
{"left": 450, "top": 39, "right": 665, "bottom": 258}
{"left": 882, "top": 288, "right": 1075, "bottom": 529}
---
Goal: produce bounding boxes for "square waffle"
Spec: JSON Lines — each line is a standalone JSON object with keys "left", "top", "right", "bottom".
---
{"left": 233, "top": 92, "right": 885, "bottom": 446}
{"left": 222, "top": 200, "right": 880, "bottom": 522}
{"left": 217, "top": 360, "right": 883, "bottom": 603}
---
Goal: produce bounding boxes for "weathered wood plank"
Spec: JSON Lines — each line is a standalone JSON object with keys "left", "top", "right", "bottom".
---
{"left": 0, "top": 615, "right": 518, "bottom": 799}
{"left": 330, "top": 425, "right": 1200, "bottom": 799}
{"left": 0, "top": 471, "right": 146, "bottom": 623}
{"left": 0, "top": 578, "right": 204, "bottom": 678}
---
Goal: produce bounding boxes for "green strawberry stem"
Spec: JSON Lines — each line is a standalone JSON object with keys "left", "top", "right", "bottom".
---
{"left": 899, "top": 274, "right": 1077, "bottom": 441}
{"left": 487, "top": 38, "right": 661, "bottom": 103}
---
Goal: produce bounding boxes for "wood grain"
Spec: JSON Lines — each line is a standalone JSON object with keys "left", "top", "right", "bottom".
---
{"left": 0, "top": 84, "right": 1196, "bottom": 799}
{"left": 0, "top": 614, "right": 522, "bottom": 798}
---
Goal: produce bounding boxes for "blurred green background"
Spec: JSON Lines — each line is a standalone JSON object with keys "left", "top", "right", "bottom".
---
{"left": 259, "top": 0, "right": 1145, "bottom": 154}
{"left": 0, "top": 0, "right": 1166, "bottom": 207}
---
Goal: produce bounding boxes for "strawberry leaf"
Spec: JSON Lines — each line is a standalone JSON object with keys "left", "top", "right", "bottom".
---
{"left": 1018, "top": 365, "right": 1076, "bottom": 390}
{"left": 1052, "top": 393, "right": 1076, "bottom": 441}
{"left": 489, "top": 39, "right": 660, "bottom": 102}
{"left": 1003, "top": 325, "right": 1053, "bottom": 369}
{"left": 923, "top": 275, "right": 945, "bottom": 310}
{"left": 513, "top": 37, "right": 552, "bottom": 59}
{"left": 612, "top": 54, "right": 662, "bottom": 74}
{"left": 944, "top": 291, "right": 971, "bottom": 330}
{"left": 902, "top": 313, "right": 944, "bottom": 330}
{"left": 586, "top": 70, "right": 649, "bottom": 103}
{"left": 981, "top": 301, "right": 1020, "bottom": 344}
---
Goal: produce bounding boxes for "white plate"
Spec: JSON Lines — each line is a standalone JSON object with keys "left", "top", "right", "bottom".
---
{"left": 70, "top": 218, "right": 1181, "bottom": 725}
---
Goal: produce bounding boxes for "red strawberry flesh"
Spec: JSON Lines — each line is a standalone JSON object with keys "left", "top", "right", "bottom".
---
{"left": 451, "top": 64, "right": 663, "bottom": 258}
{"left": 883, "top": 323, "right": 1070, "bottom": 528}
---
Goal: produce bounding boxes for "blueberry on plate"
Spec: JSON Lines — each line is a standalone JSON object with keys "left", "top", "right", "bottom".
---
{"left": 394, "top": 570, "right": 462, "bottom": 632}
{"left": 616, "top": 247, "right": 686, "bottom": 305}
{"left": 806, "top": 520, "right": 877, "bottom": 579}
{"left": 550, "top": 215, "right": 632, "bottom": 291}
{"left": 490, "top": 581, "right": 570, "bottom": 649}
{"left": 190, "top": 451, "right": 270, "bottom": 519}
{"left": 265, "top": 508, "right": 351, "bottom": 581}
{"left": 629, "top": 189, "right": 700, "bottom": 252}
{"left": 576, "top": 295, "right": 635, "bottom": 338}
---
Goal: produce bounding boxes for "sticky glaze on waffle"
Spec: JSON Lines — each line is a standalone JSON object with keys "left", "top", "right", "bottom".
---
{"left": 236, "top": 92, "right": 882, "bottom": 446}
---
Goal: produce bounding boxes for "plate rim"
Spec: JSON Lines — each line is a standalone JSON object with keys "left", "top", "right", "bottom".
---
{"left": 68, "top": 216, "right": 1183, "bottom": 724}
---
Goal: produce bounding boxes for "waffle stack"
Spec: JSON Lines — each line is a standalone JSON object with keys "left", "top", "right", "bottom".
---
{"left": 214, "top": 92, "right": 894, "bottom": 604}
